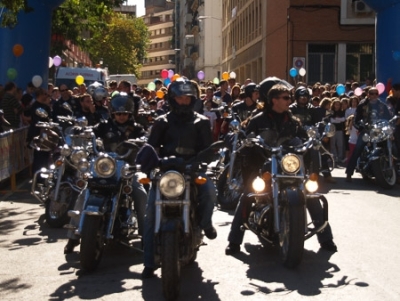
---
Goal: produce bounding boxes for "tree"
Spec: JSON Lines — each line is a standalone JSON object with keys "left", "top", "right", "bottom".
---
{"left": 87, "top": 12, "right": 149, "bottom": 77}
{"left": 0, "top": 0, "right": 33, "bottom": 28}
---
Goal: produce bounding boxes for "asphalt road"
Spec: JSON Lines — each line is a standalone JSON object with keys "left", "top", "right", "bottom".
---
{"left": 0, "top": 167, "right": 400, "bottom": 301}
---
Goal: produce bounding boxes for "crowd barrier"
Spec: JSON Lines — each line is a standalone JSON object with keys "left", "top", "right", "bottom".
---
{"left": 0, "top": 126, "right": 33, "bottom": 191}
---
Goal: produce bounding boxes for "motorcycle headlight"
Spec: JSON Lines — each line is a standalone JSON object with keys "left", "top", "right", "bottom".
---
{"left": 305, "top": 179, "right": 318, "bottom": 193}
{"left": 77, "top": 158, "right": 89, "bottom": 173}
{"left": 60, "top": 144, "right": 71, "bottom": 157}
{"left": 94, "top": 154, "right": 116, "bottom": 177}
{"left": 159, "top": 171, "right": 185, "bottom": 198}
{"left": 71, "top": 148, "right": 87, "bottom": 165}
{"left": 362, "top": 132, "right": 370, "bottom": 143}
{"left": 252, "top": 176, "right": 265, "bottom": 192}
{"left": 281, "top": 154, "right": 301, "bottom": 174}
{"left": 306, "top": 126, "right": 317, "bottom": 139}
{"left": 229, "top": 119, "right": 240, "bottom": 131}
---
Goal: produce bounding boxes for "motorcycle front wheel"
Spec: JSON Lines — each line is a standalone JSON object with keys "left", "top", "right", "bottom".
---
{"left": 371, "top": 156, "right": 396, "bottom": 189}
{"left": 217, "top": 163, "right": 243, "bottom": 210}
{"left": 45, "top": 184, "right": 77, "bottom": 228}
{"left": 279, "top": 197, "right": 305, "bottom": 268}
{"left": 80, "top": 215, "right": 104, "bottom": 271}
{"left": 161, "top": 230, "right": 180, "bottom": 301}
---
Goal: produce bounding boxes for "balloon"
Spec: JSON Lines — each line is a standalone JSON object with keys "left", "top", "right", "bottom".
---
{"left": 6, "top": 68, "right": 17, "bottom": 80}
{"left": 168, "top": 69, "right": 174, "bottom": 78}
{"left": 48, "top": 57, "right": 54, "bottom": 68}
{"left": 12, "top": 44, "right": 24, "bottom": 57}
{"left": 147, "top": 82, "right": 156, "bottom": 91}
{"left": 53, "top": 55, "right": 62, "bottom": 67}
{"left": 229, "top": 71, "right": 236, "bottom": 79}
{"left": 336, "top": 84, "right": 345, "bottom": 95}
{"left": 222, "top": 72, "right": 229, "bottom": 81}
{"left": 161, "top": 69, "right": 168, "bottom": 79}
{"left": 75, "top": 75, "right": 84, "bottom": 85}
{"left": 164, "top": 78, "right": 171, "bottom": 86}
{"left": 32, "top": 75, "right": 43, "bottom": 88}
{"left": 376, "top": 82, "right": 385, "bottom": 95}
{"left": 156, "top": 90, "right": 164, "bottom": 99}
{"left": 354, "top": 87, "right": 363, "bottom": 96}
{"left": 172, "top": 74, "right": 180, "bottom": 82}
{"left": 299, "top": 68, "right": 306, "bottom": 77}
{"left": 197, "top": 70, "right": 205, "bottom": 80}
{"left": 289, "top": 68, "right": 298, "bottom": 78}
{"left": 213, "top": 77, "right": 220, "bottom": 85}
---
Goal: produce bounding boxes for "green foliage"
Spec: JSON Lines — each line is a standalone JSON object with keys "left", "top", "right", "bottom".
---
{"left": 0, "top": 0, "right": 33, "bottom": 28}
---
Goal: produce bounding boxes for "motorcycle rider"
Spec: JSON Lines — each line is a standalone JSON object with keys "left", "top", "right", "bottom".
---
{"left": 231, "top": 82, "right": 259, "bottom": 124}
{"left": 140, "top": 77, "right": 218, "bottom": 279}
{"left": 290, "top": 86, "right": 336, "bottom": 183}
{"left": 345, "top": 86, "right": 392, "bottom": 182}
{"left": 225, "top": 78, "right": 338, "bottom": 255}
{"left": 63, "top": 94, "right": 148, "bottom": 254}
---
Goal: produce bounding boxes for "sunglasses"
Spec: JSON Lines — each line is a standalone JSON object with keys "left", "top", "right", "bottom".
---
{"left": 115, "top": 113, "right": 129, "bottom": 116}
{"left": 60, "top": 89, "right": 68, "bottom": 92}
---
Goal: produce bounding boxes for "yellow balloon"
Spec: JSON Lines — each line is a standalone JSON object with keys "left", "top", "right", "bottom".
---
{"left": 172, "top": 74, "right": 180, "bottom": 82}
{"left": 156, "top": 90, "right": 164, "bottom": 99}
{"left": 222, "top": 72, "right": 229, "bottom": 81}
{"left": 76, "top": 75, "right": 84, "bottom": 85}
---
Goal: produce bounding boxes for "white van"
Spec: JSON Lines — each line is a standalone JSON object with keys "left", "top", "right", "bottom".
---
{"left": 107, "top": 74, "right": 137, "bottom": 86}
{"left": 55, "top": 67, "right": 108, "bottom": 89}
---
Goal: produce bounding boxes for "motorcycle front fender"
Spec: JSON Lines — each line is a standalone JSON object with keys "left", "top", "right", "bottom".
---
{"left": 160, "top": 219, "right": 181, "bottom": 233}
{"left": 284, "top": 187, "right": 305, "bottom": 207}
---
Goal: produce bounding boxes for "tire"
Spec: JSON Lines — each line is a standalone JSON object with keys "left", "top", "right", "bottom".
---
{"left": 371, "top": 156, "right": 396, "bottom": 189}
{"left": 161, "top": 231, "right": 180, "bottom": 301}
{"left": 80, "top": 216, "right": 104, "bottom": 271}
{"left": 279, "top": 198, "right": 305, "bottom": 268}
{"left": 45, "top": 184, "right": 77, "bottom": 228}
{"left": 217, "top": 163, "right": 243, "bottom": 210}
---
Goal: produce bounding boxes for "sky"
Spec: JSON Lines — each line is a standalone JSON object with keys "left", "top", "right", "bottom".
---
{"left": 127, "top": 0, "right": 145, "bottom": 17}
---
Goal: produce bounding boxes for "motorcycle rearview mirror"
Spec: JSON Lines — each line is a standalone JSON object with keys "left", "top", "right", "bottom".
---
{"left": 35, "top": 108, "right": 48, "bottom": 118}
{"left": 62, "top": 102, "right": 73, "bottom": 114}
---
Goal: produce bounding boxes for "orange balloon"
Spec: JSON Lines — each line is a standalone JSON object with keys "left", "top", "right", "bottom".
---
{"left": 13, "top": 44, "right": 24, "bottom": 57}
{"left": 222, "top": 71, "right": 229, "bottom": 80}
{"left": 172, "top": 74, "right": 180, "bottom": 82}
{"left": 156, "top": 90, "right": 164, "bottom": 99}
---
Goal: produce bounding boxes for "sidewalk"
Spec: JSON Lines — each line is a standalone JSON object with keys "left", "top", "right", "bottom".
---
{"left": 0, "top": 172, "right": 34, "bottom": 203}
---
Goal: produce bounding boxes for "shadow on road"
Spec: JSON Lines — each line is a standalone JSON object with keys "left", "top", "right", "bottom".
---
{"left": 229, "top": 243, "right": 368, "bottom": 297}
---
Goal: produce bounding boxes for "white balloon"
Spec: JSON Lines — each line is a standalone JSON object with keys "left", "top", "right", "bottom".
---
{"left": 32, "top": 75, "right": 43, "bottom": 88}
{"left": 229, "top": 71, "right": 236, "bottom": 79}
{"left": 299, "top": 67, "right": 306, "bottom": 77}
{"left": 49, "top": 57, "right": 54, "bottom": 68}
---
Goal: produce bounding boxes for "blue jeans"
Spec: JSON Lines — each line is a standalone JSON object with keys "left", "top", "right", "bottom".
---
{"left": 346, "top": 131, "right": 367, "bottom": 176}
{"left": 143, "top": 173, "right": 216, "bottom": 269}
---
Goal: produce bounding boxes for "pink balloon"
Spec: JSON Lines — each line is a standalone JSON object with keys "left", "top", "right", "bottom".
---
{"left": 376, "top": 82, "right": 385, "bottom": 95}
{"left": 354, "top": 87, "right": 363, "bottom": 96}
{"left": 53, "top": 55, "right": 62, "bottom": 67}
{"left": 161, "top": 69, "right": 168, "bottom": 79}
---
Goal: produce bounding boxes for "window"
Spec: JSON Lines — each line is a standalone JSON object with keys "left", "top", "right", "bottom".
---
{"left": 346, "top": 43, "right": 374, "bottom": 82}
{"left": 308, "top": 44, "right": 336, "bottom": 84}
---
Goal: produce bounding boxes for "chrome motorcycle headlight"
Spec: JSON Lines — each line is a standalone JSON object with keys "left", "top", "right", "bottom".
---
{"left": 305, "top": 179, "right": 318, "bottom": 193}
{"left": 252, "top": 176, "right": 265, "bottom": 192}
{"left": 77, "top": 158, "right": 89, "bottom": 173}
{"left": 362, "top": 132, "right": 370, "bottom": 142}
{"left": 71, "top": 148, "right": 87, "bottom": 165}
{"left": 60, "top": 144, "right": 71, "bottom": 157}
{"left": 94, "top": 154, "right": 116, "bottom": 177}
{"left": 281, "top": 154, "right": 301, "bottom": 174}
{"left": 159, "top": 171, "right": 185, "bottom": 198}
{"left": 306, "top": 126, "right": 317, "bottom": 139}
{"left": 229, "top": 119, "right": 240, "bottom": 131}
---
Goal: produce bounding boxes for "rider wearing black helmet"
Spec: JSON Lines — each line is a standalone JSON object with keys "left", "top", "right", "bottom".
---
{"left": 231, "top": 82, "right": 259, "bottom": 123}
{"left": 141, "top": 77, "right": 218, "bottom": 278}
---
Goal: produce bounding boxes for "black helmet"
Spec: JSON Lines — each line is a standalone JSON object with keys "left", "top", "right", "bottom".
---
{"left": 244, "top": 83, "right": 259, "bottom": 98}
{"left": 258, "top": 76, "right": 293, "bottom": 102}
{"left": 110, "top": 94, "right": 134, "bottom": 114}
{"left": 93, "top": 86, "right": 108, "bottom": 102}
{"left": 294, "top": 86, "right": 310, "bottom": 100}
{"left": 167, "top": 77, "right": 197, "bottom": 116}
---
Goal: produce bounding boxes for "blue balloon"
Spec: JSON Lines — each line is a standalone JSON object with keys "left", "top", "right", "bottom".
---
{"left": 164, "top": 78, "right": 171, "bottom": 85}
{"left": 336, "top": 84, "right": 345, "bottom": 95}
{"left": 289, "top": 68, "right": 298, "bottom": 78}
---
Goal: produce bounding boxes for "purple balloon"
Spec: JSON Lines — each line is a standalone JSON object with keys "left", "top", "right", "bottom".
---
{"left": 53, "top": 55, "right": 62, "bottom": 67}
{"left": 168, "top": 69, "right": 174, "bottom": 79}
{"left": 197, "top": 70, "right": 205, "bottom": 80}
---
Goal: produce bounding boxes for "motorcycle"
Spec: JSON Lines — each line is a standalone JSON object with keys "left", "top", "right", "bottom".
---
{"left": 146, "top": 141, "right": 223, "bottom": 301}
{"left": 237, "top": 124, "right": 335, "bottom": 268}
{"left": 70, "top": 138, "right": 146, "bottom": 271}
{"left": 356, "top": 115, "right": 398, "bottom": 189}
